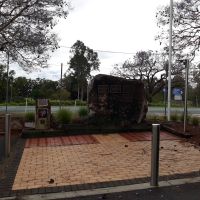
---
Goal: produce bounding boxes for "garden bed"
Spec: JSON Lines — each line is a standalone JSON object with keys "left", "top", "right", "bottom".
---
{"left": 21, "top": 123, "right": 152, "bottom": 138}
{"left": 162, "top": 122, "right": 200, "bottom": 147}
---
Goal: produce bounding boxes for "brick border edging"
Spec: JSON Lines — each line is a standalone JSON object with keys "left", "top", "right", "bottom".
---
{"left": 21, "top": 124, "right": 152, "bottom": 138}
{"left": 161, "top": 123, "right": 192, "bottom": 138}
{"left": 1, "top": 170, "right": 200, "bottom": 198}
{"left": 0, "top": 138, "right": 25, "bottom": 197}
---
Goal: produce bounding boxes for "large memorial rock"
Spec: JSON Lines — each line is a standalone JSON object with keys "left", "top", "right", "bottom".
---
{"left": 88, "top": 74, "right": 148, "bottom": 123}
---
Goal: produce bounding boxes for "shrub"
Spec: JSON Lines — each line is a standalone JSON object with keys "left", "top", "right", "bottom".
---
{"left": 163, "top": 115, "right": 167, "bottom": 121}
{"left": 88, "top": 114, "right": 112, "bottom": 126}
{"left": 180, "top": 113, "right": 191, "bottom": 123}
{"left": 24, "top": 112, "right": 35, "bottom": 122}
{"left": 56, "top": 109, "right": 72, "bottom": 124}
{"left": 146, "top": 114, "right": 158, "bottom": 122}
{"left": 75, "top": 100, "right": 87, "bottom": 106}
{"left": 171, "top": 113, "right": 178, "bottom": 122}
{"left": 191, "top": 117, "right": 199, "bottom": 126}
{"left": 78, "top": 107, "right": 89, "bottom": 118}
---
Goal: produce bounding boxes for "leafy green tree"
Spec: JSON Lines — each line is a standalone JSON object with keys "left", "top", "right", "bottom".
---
{"left": 0, "top": 0, "right": 70, "bottom": 70}
{"left": 31, "top": 78, "right": 59, "bottom": 99}
{"left": 63, "top": 74, "right": 79, "bottom": 100}
{"left": 112, "top": 50, "right": 167, "bottom": 102}
{"left": 190, "top": 64, "right": 200, "bottom": 106}
{"left": 51, "top": 89, "right": 70, "bottom": 100}
{"left": 68, "top": 40, "right": 100, "bottom": 100}
{"left": 0, "top": 64, "right": 15, "bottom": 102}
{"left": 12, "top": 77, "right": 32, "bottom": 100}
{"left": 156, "top": 0, "right": 200, "bottom": 59}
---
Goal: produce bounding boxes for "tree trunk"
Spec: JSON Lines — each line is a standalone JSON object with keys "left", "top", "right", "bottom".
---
{"left": 81, "top": 85, "right": 84, "bottom": 101}
{"left": 77, "top": 83, "right": 80, "bottom": 100}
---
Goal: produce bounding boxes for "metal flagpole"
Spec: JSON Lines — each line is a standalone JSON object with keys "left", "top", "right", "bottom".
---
{"left": 5, "top": 52, "right": 9, "bottom": 113}
{"left": 184, "top": 59, "right": 189, "bottom": 133}
{"left": 168, "top": 0, "right": 173, "bottom": 121}
{"left": 59, "top": 63, "right": 63, "bottom": 110}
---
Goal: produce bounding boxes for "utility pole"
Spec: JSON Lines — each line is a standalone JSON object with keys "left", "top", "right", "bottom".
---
{"left": 5, "top": 52, "right": 9, "bottom": 113}
{"left": 168, "top": 0, "right": 173, "bottom": 121}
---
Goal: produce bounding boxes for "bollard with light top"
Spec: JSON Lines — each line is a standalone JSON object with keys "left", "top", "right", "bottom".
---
{"left": 151, "top": 124, "right": 160, "bottom": 186}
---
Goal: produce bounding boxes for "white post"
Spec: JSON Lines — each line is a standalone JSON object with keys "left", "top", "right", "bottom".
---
{"left": 25, "top": 98, "right": 28, "bottom": 113}
{"left": 168, "top": 0, "right": 173, "bottom": 121}
{"left": 151, "top": 124, "right": 160, "bottom": 186}
{"left": 59, "top": 63, "right": 63, "bottom": 110}
{"left": 184, "top": 59, "right": 189, "bottom": 133}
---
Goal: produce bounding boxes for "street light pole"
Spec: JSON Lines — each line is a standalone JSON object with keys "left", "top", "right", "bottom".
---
{"left": 168, "top": 0, "right": 173, "bottom": 121}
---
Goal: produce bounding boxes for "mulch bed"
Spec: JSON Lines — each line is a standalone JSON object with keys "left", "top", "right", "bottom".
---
{"left": 162, "top": 122, "right": 200, "bottom": 147}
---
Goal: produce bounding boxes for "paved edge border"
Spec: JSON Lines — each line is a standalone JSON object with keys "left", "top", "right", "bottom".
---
{"left": 1, "top": 176, "right": 200, "bottom": 200}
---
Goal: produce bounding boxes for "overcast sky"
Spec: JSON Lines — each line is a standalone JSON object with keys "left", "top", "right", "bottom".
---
{"left": 13, "top": 0, "right": 170, "bottom": 80}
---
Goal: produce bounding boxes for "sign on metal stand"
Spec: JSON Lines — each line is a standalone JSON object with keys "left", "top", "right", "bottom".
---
{"left": 5, "top": 114, "right": 11, "bottom": 157}
{"left": 151, "top": 124, "right": 160, "bottom": 186}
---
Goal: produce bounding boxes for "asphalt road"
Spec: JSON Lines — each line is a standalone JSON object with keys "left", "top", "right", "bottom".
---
{"left": 63, "top": 182, "right": 200, "bottom": 200}
{"left": 0, "top": 106, "right": 200, "bottom": 116}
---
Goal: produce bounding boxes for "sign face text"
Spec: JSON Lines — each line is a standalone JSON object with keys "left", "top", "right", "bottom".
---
{"left": 88, "top": 74, "right": 147, "bottom": 123}
{"left": 174, "top": 95, "right": 182, "bottom": 101}
{"left": 172, "top": 88, "right": 183, "bottom": 96}
{"left": 38, "top": 109, "right": 48, "bottom": 118}
{"left": 98, "top": 85, "right": 108, "bottom": 95}
{"left": 38, "top": 99, "right": 48, "bottom": 106}
{"left": 173, "top": 88, "right": 183, "bottom": 101}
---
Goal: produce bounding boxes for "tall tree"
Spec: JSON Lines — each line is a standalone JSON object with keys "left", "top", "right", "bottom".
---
{"left": 156, "top": 0, "right": 200, "bottom": 59}
{"left": 13, "top": 77, "right": 33, "bottom": 99}
{"left": 63, "top": 74, "right": 79, "bottom": 100}
{"left": 0, "top": 0, "right": 70, "bottom": 70}
{"left": 191, "top": 64, "right": 200, "bottom": 105}
{"left": 112, "top": 50, "right": 167, "bottom": 102}
{"left": 31, "top": 78, "right": 59, "bottom": 99}
{"left": 68, "top": 40, "right": 100, "bottom": 100}
{"left": 0, "top": 64, "right": 15, "bottom": 102}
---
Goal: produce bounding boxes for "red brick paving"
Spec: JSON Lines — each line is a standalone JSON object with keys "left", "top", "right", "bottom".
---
{"left": 25, "top": 132, "right": 178, "bottom": 148}
{"left": 13, "top": 133, "right": 200, "bottom": 191}
{"left": 25, "top": 135, "right": 99, "bottom": 148}
{"left": 121, "top": 131, "right": 179, "bottom": 142}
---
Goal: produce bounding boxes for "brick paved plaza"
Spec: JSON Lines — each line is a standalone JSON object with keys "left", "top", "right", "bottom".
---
{"left": 12, "top": 132, "right": 200, "bottom": 191}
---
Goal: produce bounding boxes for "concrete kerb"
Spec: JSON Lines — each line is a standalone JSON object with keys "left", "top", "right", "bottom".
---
{"left": 1, "top": 176, "right": 200, "bottom": 200}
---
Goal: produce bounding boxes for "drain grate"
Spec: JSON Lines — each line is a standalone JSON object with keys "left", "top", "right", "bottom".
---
{"left": 25, "top": 135, "right": 99, "bottom": 148}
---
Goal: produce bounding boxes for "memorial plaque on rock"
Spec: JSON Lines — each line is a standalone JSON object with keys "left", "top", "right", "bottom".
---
{"left": 98, "top": 85, "right": 108, "bottom": 95}
{"left": 88, "top": 74, "right": 148, "bottom": 123}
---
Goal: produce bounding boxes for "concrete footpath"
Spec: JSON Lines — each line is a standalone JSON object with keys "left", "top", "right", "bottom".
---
{"left": 1, "top": 176, "right": 200, "bottom": 200}
{"left": 64, "top": 181, "right": 200, "bottom": 200}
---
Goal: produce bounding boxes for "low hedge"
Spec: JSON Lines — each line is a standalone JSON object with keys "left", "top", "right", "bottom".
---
{"left": 0, "top": 100, "right": 87, "bottom": 106}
